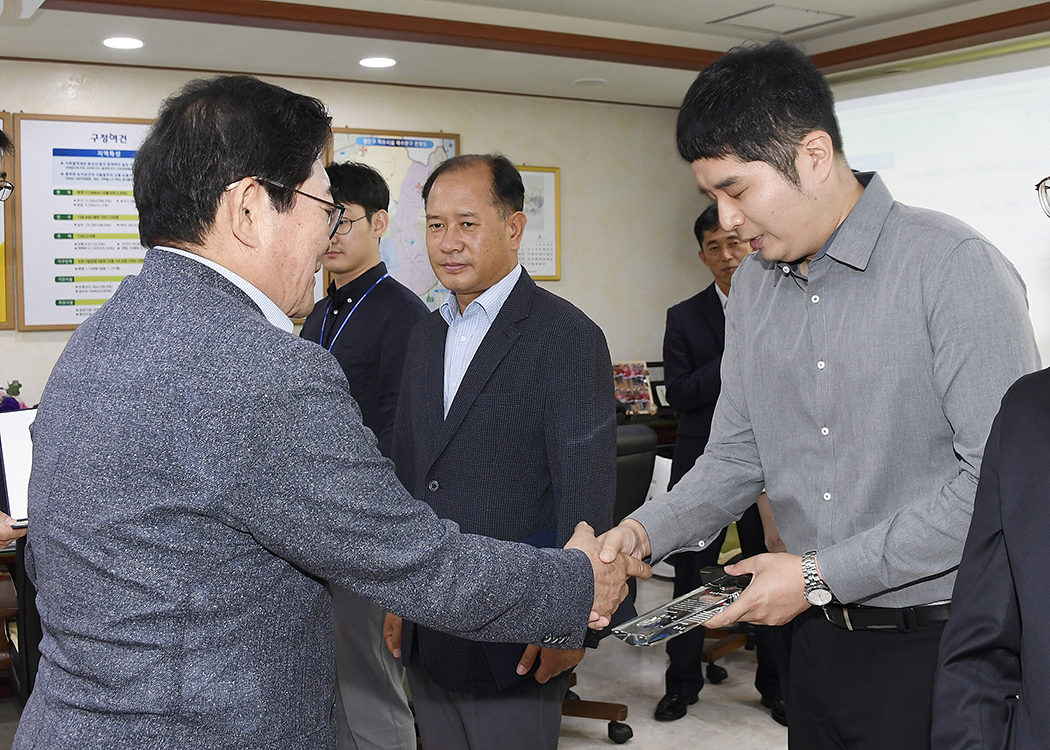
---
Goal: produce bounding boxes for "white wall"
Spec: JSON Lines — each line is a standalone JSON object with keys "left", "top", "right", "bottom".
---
{"left": 830, "top": 45, "right": 1050, "bottom": 363}
{"left": 0, "top": 59, "right": 711, "bottom": 405}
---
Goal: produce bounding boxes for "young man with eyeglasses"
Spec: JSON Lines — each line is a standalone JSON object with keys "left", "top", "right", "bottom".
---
{"left": 600, "top": 40, "right": 1039, "bottom": 749}
{"left": 931, "top": 178, "right": 1050, "bottom": 749}
{"left": 301, "top": 161, "right": 426, "bottom": 750}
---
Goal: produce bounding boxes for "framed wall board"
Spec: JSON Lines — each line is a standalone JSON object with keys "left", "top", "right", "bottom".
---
{"left": 14, "top": 114, "right": 152, "bottom": 330}
{"left": 517, "top": 165, "right": 560, "bottom": 281}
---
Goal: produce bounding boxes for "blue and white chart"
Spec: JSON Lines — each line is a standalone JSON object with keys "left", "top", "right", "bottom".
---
{"left": 16, "top": 116, "right": 151, "bottom": 329}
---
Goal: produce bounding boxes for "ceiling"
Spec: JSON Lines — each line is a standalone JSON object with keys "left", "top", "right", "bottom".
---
{"left": 4, "top": 0, "right": 1050, "bottom": 107}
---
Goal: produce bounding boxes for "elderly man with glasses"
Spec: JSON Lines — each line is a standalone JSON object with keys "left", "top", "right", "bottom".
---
{"left": 14, "top": 75, "right": 646, "bottom": 750}
{"left": 932, "top": 181, "right": 1050, "bottom": 749}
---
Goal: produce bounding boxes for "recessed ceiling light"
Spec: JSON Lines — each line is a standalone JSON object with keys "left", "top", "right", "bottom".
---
{"left": 360, "top": 57, "right": 396, "bottom": 69}
{"left": 103, "top": 37, "right": 143, "bottom": 50}
{"left": 572, "top": 77, "right": 607, "bottom": 86}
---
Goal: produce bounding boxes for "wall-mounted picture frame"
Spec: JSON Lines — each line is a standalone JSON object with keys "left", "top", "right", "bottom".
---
{"left": 517, "top": 165, "right": 560, "bottom": 281}
{"left": 14, "top": 114, "right": 152, "bottom": 330}
{"left": 613, "top": 361, "right": 657, "bottom": 416}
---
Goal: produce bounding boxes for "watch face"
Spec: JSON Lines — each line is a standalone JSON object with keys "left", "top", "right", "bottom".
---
{"left": 806, "top": 588, "right": 833, "bottom": 607}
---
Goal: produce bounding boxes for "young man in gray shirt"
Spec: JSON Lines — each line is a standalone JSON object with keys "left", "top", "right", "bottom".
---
{"left": 601, "top": 40, "right": 1039, "bottom": 749}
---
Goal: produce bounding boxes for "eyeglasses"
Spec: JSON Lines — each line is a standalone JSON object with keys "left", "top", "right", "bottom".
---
{"left": 334, "top": 211, "right": 374, "bottom": 235}
{"left": 1036, "top": 176, "right": 1050, "bottom": 218}
{"left": 0, "top": 178, "right": 12, "bottom": 203}
{"left": 228, "top": 176, "right": 346, "bottom": 240}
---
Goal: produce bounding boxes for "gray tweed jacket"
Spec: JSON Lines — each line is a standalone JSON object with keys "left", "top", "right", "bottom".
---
{"left": 14, "top": 250, "right": 592, "bottom": 750}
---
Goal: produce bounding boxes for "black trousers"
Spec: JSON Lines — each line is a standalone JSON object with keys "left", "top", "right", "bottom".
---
{"left": 788, "top": 607, "right": 944, "bottom": 750}
{"left": 664, "top": 502, "right": 791, "bottom": 702}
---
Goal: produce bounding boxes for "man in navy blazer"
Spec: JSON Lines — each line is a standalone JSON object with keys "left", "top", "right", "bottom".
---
{"left": 663, "top": 206, "right": 744, "bottom": 484}
{"left": 931, "top": 179, "right": 1050, "bottom": 749}
{"left": 14, "top": 77, "right": 644, "bottom": 750}
{"left": 386, "top": 154, "right": 616, "bottom": 750}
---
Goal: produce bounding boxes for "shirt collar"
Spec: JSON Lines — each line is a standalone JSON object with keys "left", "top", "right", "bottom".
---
{"left": 328, "top": 262, "right": 387, "bottom": 309}
{"left": 154, "top": 245, "right": 293, "bottom": 332}
{"left": 715, "top": 284, "right": 729, "bottom": 310}
{"left": 774, "top": 171, "right": 893, "bottom": 279}
{"left": 440, "top": 264, "right": 522, "bottom": 325}
{"left": 816, "top": 171, "right": 891, "bottom": 272}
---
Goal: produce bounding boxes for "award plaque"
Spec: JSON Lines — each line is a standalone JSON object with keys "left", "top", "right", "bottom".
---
{"left": 613, "top": 569, "right": 751, "bottom": 647}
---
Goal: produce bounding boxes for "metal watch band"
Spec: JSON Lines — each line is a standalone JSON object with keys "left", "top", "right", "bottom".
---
{"left": 802, "top": 550, "right": 833, "bottom": 606}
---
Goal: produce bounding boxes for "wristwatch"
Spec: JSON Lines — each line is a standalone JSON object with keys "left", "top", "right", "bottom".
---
{"left": 802, "top": 550, "right": 833, "bottom": 607}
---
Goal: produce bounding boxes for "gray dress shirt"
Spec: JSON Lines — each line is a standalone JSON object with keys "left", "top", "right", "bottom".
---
{"left": 632, "top": 172, "right": 1040, "bottom": 608}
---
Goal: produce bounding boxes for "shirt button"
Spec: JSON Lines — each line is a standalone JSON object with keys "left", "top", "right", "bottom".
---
{"left": 781, "top": 265, "right": 790, "bottom": 274}
{"left": 821, "top": 427, "right": 830, "bottom": 436}
{"left": 811, "top": 294, "right": 820, "bottom": 304}
{"left": 428, "top": 480, "right": 440, "bottom": 492}
{"left": 817, "top": 360, "right": 826, "bottom": 369}
{"left": 460, "top": 336, "right": 467, "bottom": 342}
{"left": 823, "top": 492, "right": 832, "bottom": 501}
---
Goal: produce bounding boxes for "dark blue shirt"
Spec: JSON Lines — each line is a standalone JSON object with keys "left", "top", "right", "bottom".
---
{"left": 301, "top": 262, "right": 428, "bottom": 457}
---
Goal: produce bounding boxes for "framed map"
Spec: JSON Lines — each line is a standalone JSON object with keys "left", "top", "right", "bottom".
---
{"left": 330, "top": 129, "right": 459, "bottom": 308}
{"left": 517, "top": 166, "right": 560, "bottom": 281}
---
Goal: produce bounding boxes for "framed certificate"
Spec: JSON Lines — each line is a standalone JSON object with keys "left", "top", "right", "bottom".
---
{"left": 517, "top": 165, "right": 560, "bottom": 281}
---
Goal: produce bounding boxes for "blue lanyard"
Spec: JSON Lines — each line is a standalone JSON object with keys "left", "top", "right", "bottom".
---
{"left": 320, "top": 273, "right": 389, "bottom": 352}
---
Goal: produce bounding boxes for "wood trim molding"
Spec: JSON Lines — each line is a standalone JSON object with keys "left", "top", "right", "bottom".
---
{"left": 811, "top": 2, "right": 1050, "bottom": 72}
{"left": 40, "top": 0, "right": 722, "bottom": 70}
{"left": 36, "top": 0, "right": 1050, "bottom": 75}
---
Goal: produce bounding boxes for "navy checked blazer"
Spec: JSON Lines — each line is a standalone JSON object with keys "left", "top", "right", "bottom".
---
{"left": 392, "top": 270, "right": 616, "bottom": 694}
{"left": 15, "top": 250, "right": 594, "bottom": 750}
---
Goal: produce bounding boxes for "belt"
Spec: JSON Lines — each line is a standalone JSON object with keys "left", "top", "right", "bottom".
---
{"left": 822, "top": 601, "right": 951, "bottom": 633}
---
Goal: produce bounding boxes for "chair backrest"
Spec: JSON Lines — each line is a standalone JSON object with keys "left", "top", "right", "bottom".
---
{"left": 614, "top": 424, "right": 657, "bottom": 523}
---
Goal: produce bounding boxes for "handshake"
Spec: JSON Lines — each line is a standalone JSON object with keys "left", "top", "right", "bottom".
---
{"left": 565, "top": 519, "right": 653, "bottom": 628}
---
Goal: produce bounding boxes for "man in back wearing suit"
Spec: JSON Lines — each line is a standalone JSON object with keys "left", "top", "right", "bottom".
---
{"left": 384, "top": 154, "right": 616, "bottom": 750}
{"left": 301, "top": 162, "right": 426, "bottom": 750}
{"left": 14, "top": 77, "right": 645, "bottom": 750}
{"left": 656, "top": 204, "right": 788, "bottom": 726}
